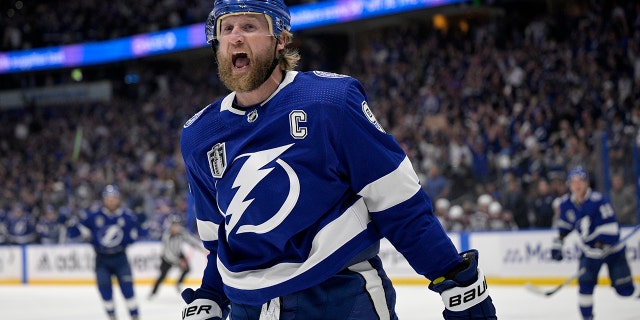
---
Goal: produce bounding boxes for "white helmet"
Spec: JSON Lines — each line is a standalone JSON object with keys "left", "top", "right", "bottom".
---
{"left": 488, "top": 201, "right": 502, "bottom": 217}
{"left": 477, "top": 194, "right": 492, "bottom": 207}
{"left": 448, "top": 205, "right": 464, "bottom": 220}
{"left": 435, "top": 198, "right": 450, "bottom": 211}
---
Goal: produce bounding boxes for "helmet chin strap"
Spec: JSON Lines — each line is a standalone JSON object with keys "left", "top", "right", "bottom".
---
{"left": 262, "top": 35, "right": 280, "bottom": 84}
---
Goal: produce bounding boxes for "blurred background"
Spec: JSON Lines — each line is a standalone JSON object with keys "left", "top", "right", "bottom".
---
{"left": 0, "top": 0, "right": 638, "bottom": 247}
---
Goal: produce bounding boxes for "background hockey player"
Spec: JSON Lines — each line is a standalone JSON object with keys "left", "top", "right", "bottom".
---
{"left": 68, "top": 185, "right": 140, "bottom": 320}
{"left": 179, "top": 0, "right": 497, "bottom": 319}
{"left": 551, "top": 167, "right": 636, "bottom": 320}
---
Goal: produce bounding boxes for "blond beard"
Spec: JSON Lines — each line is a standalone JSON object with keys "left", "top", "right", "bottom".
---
{"left": 217, "top": 49, "right": 277, "bottom": 93}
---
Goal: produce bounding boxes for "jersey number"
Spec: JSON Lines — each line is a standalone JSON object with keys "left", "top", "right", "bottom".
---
{"left": 600, "top": 203, "right": 615, "bottom": 219}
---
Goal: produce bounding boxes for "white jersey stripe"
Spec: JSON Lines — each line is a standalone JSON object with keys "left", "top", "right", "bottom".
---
{"left": 348, "top": 260, "right": 390, "bottom": 320}
{"left": 218, "top": 198, "right": 370, "bottom": 290}
{"left": 583, "top": 221, "right": 618, "bottom": 242}
{"left": 197, "top": 219, "right": 220, "bottom": 241}
{"left": 358, "top": 156, "right": 421, "bottom": 213}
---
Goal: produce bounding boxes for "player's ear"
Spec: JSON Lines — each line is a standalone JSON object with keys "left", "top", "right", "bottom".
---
{"left": 276, "top": 34, "right": 287, "bottom": 50}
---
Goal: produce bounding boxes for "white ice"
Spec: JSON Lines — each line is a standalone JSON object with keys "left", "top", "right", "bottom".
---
{"left": 1, "top": 284, "right": 639, "bottom": 319}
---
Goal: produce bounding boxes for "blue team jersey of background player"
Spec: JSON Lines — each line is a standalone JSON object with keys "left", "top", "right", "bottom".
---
{"left": 180, "top": 71, "right": 461, "bottom": 305}
{"left": 556, "top": 188, "right": 622, "bottom": 258}
{"left": 75, "top": 207, "right": 140, "bottom": 255}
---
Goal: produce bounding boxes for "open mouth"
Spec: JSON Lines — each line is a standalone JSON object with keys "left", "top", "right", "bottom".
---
{"left": 232, "top": 52, "right": 250, "bottom": 69}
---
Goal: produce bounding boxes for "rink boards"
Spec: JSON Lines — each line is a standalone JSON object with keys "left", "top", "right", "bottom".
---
{"left": 0, "top": 227, "right": 638, "bottom": 286}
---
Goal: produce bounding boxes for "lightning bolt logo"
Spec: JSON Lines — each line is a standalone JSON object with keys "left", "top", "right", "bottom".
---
{"left": 100, "top": 225, "right": 124, "bottom": 248}
{"left": 225, "top": 144, "right": 299, "bottom": 238}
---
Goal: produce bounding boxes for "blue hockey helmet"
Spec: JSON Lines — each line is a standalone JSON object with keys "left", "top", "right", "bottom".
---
{"left": 206, "top": 0, "right": 291, "bottom": 44}
{"left": 102, "top": 184, "right": 121, "bottom": 198}
{"left": 566, "top": 166, "right": 589, "bottom": 182}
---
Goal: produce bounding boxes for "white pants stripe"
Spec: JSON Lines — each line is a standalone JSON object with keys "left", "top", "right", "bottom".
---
{"left": 348, "top": 260, "right": 391, "bottom": 320}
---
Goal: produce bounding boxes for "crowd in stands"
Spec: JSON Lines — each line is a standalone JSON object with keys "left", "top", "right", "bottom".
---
{"left": 1, "top": 0, "right": 639, "bottom": 245}
{"left": 0, "top": 0, "right": 330, "bottom": 52}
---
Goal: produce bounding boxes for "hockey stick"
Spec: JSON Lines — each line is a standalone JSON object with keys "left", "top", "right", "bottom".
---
{"left": 525, "top": 224, "right": 640, "bottom": 297}
{"left": 525, "top": 268, "right": 585, "bottom": 297}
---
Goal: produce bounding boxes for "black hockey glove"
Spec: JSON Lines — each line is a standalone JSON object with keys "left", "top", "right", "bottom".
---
{"left": 181, "top": 288, "right": 230, "bottom": 320}
{"left": 428, "top": 249, "right": 497, "bottom": 319}
{"left": 551, "top": 237, "right": 563, "bottom": 261}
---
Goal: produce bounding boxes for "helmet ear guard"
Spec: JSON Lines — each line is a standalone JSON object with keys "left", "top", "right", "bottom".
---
{"left": 205, "top": 0, "right": 291, "bottom": 45}
{"left": 206, "top": 9, "right": 217, "bottom": 46}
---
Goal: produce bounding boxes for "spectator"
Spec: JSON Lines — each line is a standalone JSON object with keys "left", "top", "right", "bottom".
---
{"left": 6, "top": 204, "right": 37, "bottom": 244}
{"left": 487, "top": 201, "right": 516, "bottom": 231}
{"left": 35, "top": 205, "right": 66, "bottom": 244}
{"left": 146, "top": 198, "right": 179, "bottom": 241}
{"left": 433, "top": 198, "right": 451, "bottom": 230}
{"left": 468, "top": 194, "right": 492, "bottom": 231}
{"left": 609, "top": 174, "right": 638, "bottom": 226}
{"left": 447, "top": 205, "right": 467, "bottom": 232}
{"left": 0, "top": 208, "right": 7, "bottom": 244}
{"left": 422, "top": 163, "right": 450, "bottom": 200}
{"left": 502, "top": 175, "right": 530, "bottom": 229}
{"left": 530, "top": 179, "right": 555, "bottom": 228}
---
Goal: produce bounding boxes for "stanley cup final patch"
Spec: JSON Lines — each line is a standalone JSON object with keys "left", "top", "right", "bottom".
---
{"left": 208, "top": 142, "right": 227, "bottom": 178}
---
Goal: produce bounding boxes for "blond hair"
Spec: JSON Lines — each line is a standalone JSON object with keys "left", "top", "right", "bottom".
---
{"left": 277, "top": 30, "right": 300, "bottom": 71}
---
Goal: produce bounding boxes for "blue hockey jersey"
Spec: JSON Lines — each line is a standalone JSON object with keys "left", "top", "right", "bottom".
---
{"left": 556, "top": 188, "right": 622, "bottom": 258}
{"left": 181, "top": 71, "right": 462, "bottom": 305}
{"left": 75, "top": 207, "right": 140, "bottom": 255}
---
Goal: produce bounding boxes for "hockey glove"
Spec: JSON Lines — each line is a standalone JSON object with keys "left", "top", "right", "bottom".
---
{"left": 181, "top": 288, "right": 229, "bottom": 320}
{"left": 551, "top": 237, "right": 563, "bottom": 261}
{"left": 428, "top": 249, "right": 497, "bottom": 319}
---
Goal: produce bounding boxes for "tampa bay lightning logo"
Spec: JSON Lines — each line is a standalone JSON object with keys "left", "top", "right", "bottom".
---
{"left": 99, "top": 225, "right": 124, "bottom": 248}
{"left": 224, "top": 144, "right": 300, "bottom": 238}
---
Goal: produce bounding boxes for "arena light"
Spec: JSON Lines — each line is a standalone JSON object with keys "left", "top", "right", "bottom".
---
{"left": 291, "top": 0, "right": 468, "bottom": 31}
{"left": 0, "top": 0, "right": 468, "bottom": 74}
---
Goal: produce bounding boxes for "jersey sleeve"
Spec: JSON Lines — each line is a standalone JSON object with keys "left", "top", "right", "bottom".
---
{"left": 68, "top": 212, "right": 92, "bottom": 240}
{"left": 182, "top": 151, "right": 229, "bottom": 304}
{"left": 588, "top": 196, "right": 620, "bottom": 246}
{"left": 124, "top": 210, "right": 139, "bottom": 245}
{"left": 332, "top": 80, "right": 462, "bottom": 280}
{"left": 556, "top": 202, "right": 574, "bottom": 239}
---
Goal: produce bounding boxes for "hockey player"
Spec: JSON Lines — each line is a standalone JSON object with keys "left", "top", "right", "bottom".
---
{"left": 69, "top": 185, "right": 140, "bottom": 320}
{"left": 148, "top": 215, "right": 206, "bottom": 299}
{"left": 179, "top": 0, "right": 497, "bottom": 319}
{"left": 551, "top": 167, "right": 636, "bottom": 320}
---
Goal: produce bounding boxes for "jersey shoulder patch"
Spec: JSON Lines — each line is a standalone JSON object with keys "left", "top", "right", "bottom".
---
{"left": 312, "top": 71, "right": 350, "bottom": 79}
{"left": 184, "top": 105, "right": 210, "bottom": 128}
{"left": 361, "top": 101, "right": 385, "bottom": 133}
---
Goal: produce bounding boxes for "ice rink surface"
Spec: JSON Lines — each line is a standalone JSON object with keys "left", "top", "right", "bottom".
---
{"left": 1, "top": 284, "right": 639, "bottom": 319}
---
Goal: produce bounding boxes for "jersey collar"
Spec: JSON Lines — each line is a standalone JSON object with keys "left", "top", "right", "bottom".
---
{"left": 220, "top": 71, "right": 299, "bottom": 115}
{"left": 570, "top": 188, "right": 592, "bottom": 205}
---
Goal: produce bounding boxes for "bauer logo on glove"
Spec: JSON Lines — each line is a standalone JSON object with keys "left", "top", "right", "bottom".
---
{"left": 438, "top": 268, "right": 489, "bottom": 311}
{"left": 429, "top": 249, "right": 496, "bottom": 318}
